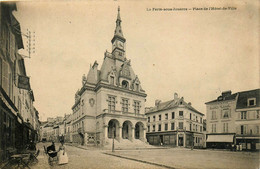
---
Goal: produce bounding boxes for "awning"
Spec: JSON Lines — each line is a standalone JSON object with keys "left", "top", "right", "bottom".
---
{"left": 207, "top": 135, "right": 234, "bottom": 142}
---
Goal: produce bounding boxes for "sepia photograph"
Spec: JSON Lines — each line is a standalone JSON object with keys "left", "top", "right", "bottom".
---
{"left": 0, "top": 0, "right": 259, "bottom": 168}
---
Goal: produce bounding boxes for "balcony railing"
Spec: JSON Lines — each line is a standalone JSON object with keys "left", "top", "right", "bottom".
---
{"left": 103, "top": 109, "right": 145, "bottom": 118}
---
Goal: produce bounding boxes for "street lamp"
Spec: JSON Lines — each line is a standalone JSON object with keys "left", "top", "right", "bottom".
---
{"left": 112, "top": 126, "right": 115, "bottom": 152}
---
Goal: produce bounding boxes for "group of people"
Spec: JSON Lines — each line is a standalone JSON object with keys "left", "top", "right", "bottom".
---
{"left": 47, "top": 141, "right": 68, "bottom": 165}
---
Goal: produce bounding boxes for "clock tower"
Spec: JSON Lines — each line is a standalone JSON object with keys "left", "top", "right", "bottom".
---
{"left": 111, "top": 6, "right": 126, "bottom": 60}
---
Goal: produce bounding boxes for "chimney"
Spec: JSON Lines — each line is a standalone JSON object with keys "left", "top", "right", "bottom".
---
{"left": 222, "top": 90, "right": 232, "bottom": 98}
{"left": 174, "top": 93, "right": 178, "bottom": 100}
{"left": 155, "top": 100, "right": 161, "bottom": 107}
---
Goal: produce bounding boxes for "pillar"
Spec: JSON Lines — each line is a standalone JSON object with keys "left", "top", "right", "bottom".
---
{"left": 119, "top": 126, "right": 122, "bottom": 142}
{"left": 143, "top": 128, "right": 147, "bottom": 142}
{"left": 104, "top": 125, "right": 108, "bottom": 144}
{"left": 131, "top": 127, "right": 135, "bottom": 142}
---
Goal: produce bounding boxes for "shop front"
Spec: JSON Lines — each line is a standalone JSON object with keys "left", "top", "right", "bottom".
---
{"left": 206, "top": 134, "right": 235, "bottom": 149}
{"left": 236, "top": 137, "right": 260, "bottom": 151}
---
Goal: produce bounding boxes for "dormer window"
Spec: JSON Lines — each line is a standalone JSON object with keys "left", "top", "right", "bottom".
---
{"left": 110, "top": 76, "right": 114, "bottom": 85}
{"left": 248, "top": 98, "right": 256, "bottom": 106}
{"left": 122, "top": 80, "right": 129, "bottom": 89}
{"left": 136, "top": 83, "right": 139, "bottom": 91}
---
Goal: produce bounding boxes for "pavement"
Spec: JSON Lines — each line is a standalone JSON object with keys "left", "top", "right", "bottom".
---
{"left": 104, "top": 147, "right": 260, "bottom": 169}
{"left": 29, "top": 142, "right": 165, "bottom": 169}
{"left": 3, "top": 142, "right": 259, "bottom": 169}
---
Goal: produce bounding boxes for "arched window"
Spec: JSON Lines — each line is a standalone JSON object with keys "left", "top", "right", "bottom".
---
{"left": 122, "top": 80, "right": 129, "bottom": 89}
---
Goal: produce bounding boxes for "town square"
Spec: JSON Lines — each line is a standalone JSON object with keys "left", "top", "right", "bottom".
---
{"left": 0, "top": 1, "right": 259, "bottom": 169}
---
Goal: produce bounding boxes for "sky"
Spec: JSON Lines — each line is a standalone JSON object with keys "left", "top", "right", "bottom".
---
{"left": 13, "top": 0, "right": 259, "bottom": 121}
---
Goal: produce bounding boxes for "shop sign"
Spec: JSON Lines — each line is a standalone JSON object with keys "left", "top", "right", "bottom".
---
{"left": 18, "top": 75, "right": 30, "bottom": 90}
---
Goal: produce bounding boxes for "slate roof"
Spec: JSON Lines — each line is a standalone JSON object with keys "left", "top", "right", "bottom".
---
{"left": 205, "top": 93, "right": 238, "bottom": 104}
{"left": 146, "top": 97, "right": 204, "bottom": 116}
{"left": 236, "top": 89, "right": 260, "bottom": 109}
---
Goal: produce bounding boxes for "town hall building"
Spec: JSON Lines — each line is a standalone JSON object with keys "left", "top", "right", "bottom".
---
{"left": 71, "top": 7, "right": 147, "bottom": 147}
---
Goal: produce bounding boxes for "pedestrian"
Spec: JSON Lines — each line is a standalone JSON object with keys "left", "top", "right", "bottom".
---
{"left": 58, "top": 141, "right": 68, "bottom": 165}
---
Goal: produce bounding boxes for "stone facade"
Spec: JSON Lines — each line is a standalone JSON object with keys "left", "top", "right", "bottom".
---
{"left": 71, "top": 7, "right": 147, "bottom": 146}
{"left": 205, "top": 89, "right": 260, "bottom": 150}
{"left": 146, "top": 93, "right": 205, "bottom": 148}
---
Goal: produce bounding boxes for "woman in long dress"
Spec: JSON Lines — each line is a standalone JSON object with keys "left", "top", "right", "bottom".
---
{"left": 58, "top": 142, "right": 68, "bottom": 165}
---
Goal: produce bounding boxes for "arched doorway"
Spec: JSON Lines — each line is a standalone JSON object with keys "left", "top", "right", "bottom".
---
{"left": 122, "top": 121, "right": 132, "bottom": 140}
{"left": 135, "top": 122, "right": 144, "bottom": 140}
{"left": 108, "top": 119, "right": 119, "bottom": 140}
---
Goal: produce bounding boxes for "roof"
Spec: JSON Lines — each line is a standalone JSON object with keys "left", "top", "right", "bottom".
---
{"left": 146, "top": 97, "right": 204, "bottom": 116}
{"left": 205, "top": 93, "right": 238, "bottom": 104}
{"left": 111, "top": 6, "right": 125, "bottom": 43}
{"left": 236, "top": 89, "right": 260, "bottom": 109}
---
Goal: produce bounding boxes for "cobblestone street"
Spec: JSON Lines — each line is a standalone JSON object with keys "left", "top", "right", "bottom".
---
{"left": 29, "top": 143, "right": 260, "bottom": 169}
{"left": 106, "top": 148, "right": 260, "bottom": 169}
{"left": 30, "top": 142, "right": 164, "bottom": 169}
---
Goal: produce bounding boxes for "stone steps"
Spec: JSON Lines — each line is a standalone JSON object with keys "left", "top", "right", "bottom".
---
{"left": 103, "top": 138, "right": 153, "bottom": 150}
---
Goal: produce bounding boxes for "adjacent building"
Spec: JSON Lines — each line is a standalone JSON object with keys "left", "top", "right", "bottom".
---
{"left": 0, "top": 2, "right": 40, "bottom": 162}
{"left": 205, "top": 89, "right": 260, "bottom": 150}
{"left": 71, "top": 7, "right": 147, "bottom": 146}
{"left": 205, "top": 91, "right": 237, "bottom": 149}
{"left": 146, "top": 93, "right": 205, "bottom": 148}
{"left": 235, "top": 89, "right": 260, "bottom": 150}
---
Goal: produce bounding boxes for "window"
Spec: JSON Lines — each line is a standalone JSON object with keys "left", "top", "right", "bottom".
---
{"left": 241, "top": 125, "right": 247, "bottom": 135}
{"left": 196, "top": 125, "right": 198, "bottom": 131}
{"left": 135, "top": 84, "right": 139, "bottom": 91}
{"left": 110, "top": 76, "right": 114, "bottom": 85}
{"left": 158, "top": 124, "right": 161, "bottom": 131}
{"left": 165, "top": 123, "right": 168, "bottom": 131}
{"left": 190, "top": 123, "right": 192, "bottom": 131}
{"left": 172, "top": 112, "right": 175, "bottom": 119}
{"left": 148, "top": 117, "right": 150, "bottom": 122}
{"left": 211, "top": 111, "right": 217, "bottom": 120}
{"left": 152, "top": 125, "right": 155, "bottom": 132}
{"left": 165, "top": 113, "right": 168, "bottom": 120}
{"left": 241, "top": 111, "right": 247, "bottom": 120}
{"left": 212, "top": 124, "right": 216, "bottom": 133}
{"left": 171, "top": 123, "right": 175, "bottom": 130}
{"left": 222, "top": 109, "right": 230, "bottom": 118}
{"left": 193, "top": 124, "right": 195, "bottom": 131}
{"left": 196, "top": 116, "right": 198, "bottom": 122}
{"left": 133, "top": 101, "right": 140, "bottom": 114}
{"left": 122, "top": 80, "right": 129, "bottom": 89}
{"left": 190, "top": 113, "right": 192, "bottom": 120}
{"left": 153, "top": 116, "right": 155, "bottom": 122}
{"left": 179, "top": 111, "right": 183, "bottom": 117}
{"left": 159, "top": 115, "right": 161, "bottom": 121}
{"left": 223, "top": 123, "right": 228, "bottom": 133}
{"left": 121, "top": 98, "right": 128, "bottom": 113}
{"left": 256, "top": 111, "right": 259, "bottom": 119}
{"left": 148, "top": 126, "right": 150, "bottom": 132}
{"left": 248, "top": 98, "right": 256, "bottom": 106}
{"left": 108, "top": 96, "right": 116, "bottom": 112}
{"left": 179, "top": 122, "right": 183, "bottom": 129}
{"left": 200, "top": 117, "right": 202, "bottom": 123}
{"left": 2, "top": 60, "right": 9, "bottom": 95}
{"left": 256, "top": 126, "right": 259, "bottom": 134}
{"left": 200, "top": 126, "right": 202, "bottom": 132}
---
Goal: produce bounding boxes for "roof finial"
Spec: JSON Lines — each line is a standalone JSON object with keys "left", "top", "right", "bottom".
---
{"left": 117, "top": 6, "right": 121, "bottom": 21}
